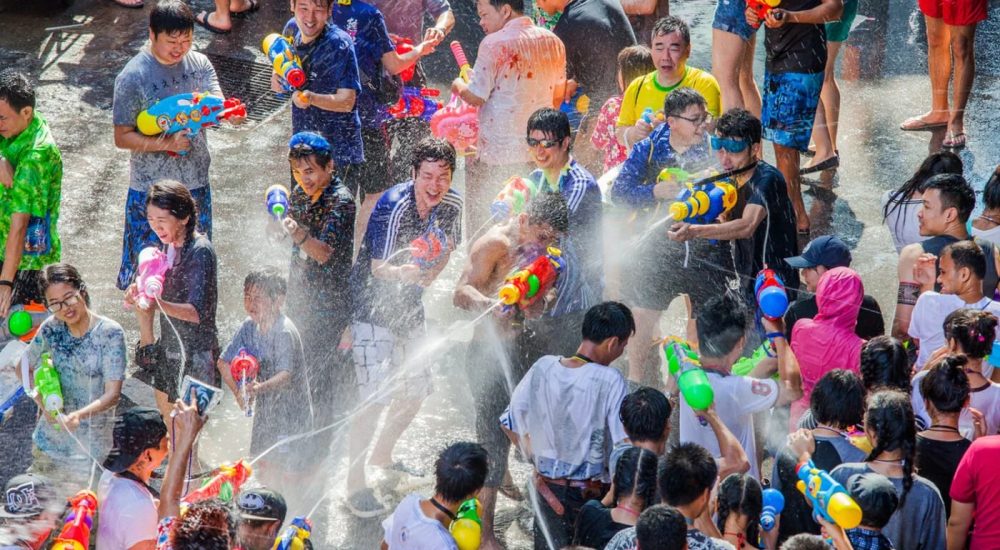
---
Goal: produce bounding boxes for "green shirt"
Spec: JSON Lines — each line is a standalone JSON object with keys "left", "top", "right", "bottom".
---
{"left": 0, "top": 113, "right": 62, "bottom": 270}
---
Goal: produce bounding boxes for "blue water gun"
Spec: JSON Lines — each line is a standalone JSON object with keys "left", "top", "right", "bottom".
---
{"left": 664, "top": 174, "right": 738, "bottom": 225}
{"left": 760, "top": 488, "right": 784, "bottom": 532}
{"left": 389, "top": 87, "right": 443, "bottom": 123}
{"left": 795, "top": 460, "right": 862, "bottom": 529}
{"left": 136, "top": 92, "right": 246, "bottom": 139}
{"left": 262, "top": 33, "right": 306, "bottom": 93}
{"left": 560, "top": 86, "right": 591, "bottom": 131}
{"left": 754, "top": 268, "right": 789, "bottom": 321}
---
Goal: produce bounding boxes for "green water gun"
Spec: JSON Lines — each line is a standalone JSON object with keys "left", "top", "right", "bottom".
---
{"left": 732, "top": 342, "right": 777, "bottom": 378}
{"left": 450, "top": 498, "right": 481, "bottom": 550}
{"left": 33, "top": 352, "right": 64, "bottom": 420}
{"left": 662, "top": 338, "right": 714, "bottom": 411}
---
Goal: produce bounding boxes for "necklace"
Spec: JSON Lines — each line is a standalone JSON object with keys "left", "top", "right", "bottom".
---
{"left": 428, "top": 498, "right": 456, "bottom": 522}
{"left": 871, "top": 458, "right": 904, "bottom": 465}
{"left": 979, "top": 213, "right": 1000, "bottom": 226}
{"left": 571, "top": 353, "right": 596, "bottom": 364}
{"left": 927, "top": 424, "right": 960, "bottom": 433}
{"left": 616, "top": 503, "right": 641, "bottom": 517}
{"left": 814, "top": 425, "right": 850, "bottom": 438}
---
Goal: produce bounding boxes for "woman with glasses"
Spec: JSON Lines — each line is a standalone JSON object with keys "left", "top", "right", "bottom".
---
{"left": 19, "top": 263, "right": 126, "bottom": 487}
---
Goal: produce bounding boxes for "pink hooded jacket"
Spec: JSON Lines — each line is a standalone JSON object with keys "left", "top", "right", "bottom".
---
{"left": 789, "top": 267, "right": 865, "bottom": 427}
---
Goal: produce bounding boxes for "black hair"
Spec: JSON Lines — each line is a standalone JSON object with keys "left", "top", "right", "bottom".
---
{"left": 696, "top": 294, "right": 747, "bottom": 359}
{"left": 715, "top": 108, "right": 762, "bottom": 145}
{"left": 581, "top": 301, "right": 635, "bottom": 343}
{"left": 292, "top": 0, "right": 334, "bottom": 7}
{"left": 612, "top": 447, "right": 659, "bottom": 507}
{"left": 149, "top": 0, "right": 195, "bottom": 37}
{"left": 617, "top": 45, "right": 655, "bottom": 91}
{"left": 855, "top": 480, "right": 899, "bottom": 530}
{"left": 526, "top": 107, "right": 571, "bottom": 144}
{"left": 39, "top": 263, "right": 91, "bottom": 307}
{"left": 146, "top": 180, "right": 198, "bottom": 239}
{"left": 170, "top": 499, "right": 233, "bottom": 550}
{"left": 780, "top": 534, "right": 832, "bottom": 550}
{"left": 983, "top": 166, "right": 1000, "bottom": 210}
{"left": 715, "top": 474, "right": 762, "bottom": 548}
{"left": 525, "top": 190, "right": 570, "bottom": 234}
{"left": 920, "top": 354, "right": 970, "bottom": 414}
{"left": 883, "top": 152, "right": 963, "bottom": 226}
{"left": 434, "top": 442, "right": 489, "bottom": 502}
{"left": 811, "top": 370, "right": 865, "bottom": 428}
{"left": 864, "top": 390, "right": 917, "bottom": 506}
{"left": 288, "top": 145, "right": 333, "bottom": 171}
{"left": 659, "top": 442, "right": 718, "bottom": 507}
{"left": 244, "top": 267, "right": 288, "bottom": 300}
{"left": 664, "top": 87, "right": 706, "bottom": 119}
{"left": 919, "top": 173, "right": 976, "bottom": 224}
{"left": 0, "top": 69, "right": 35, "bottom": 112}
{"left": 652, "top": 15, "right": 690, "bottom": 46}
{"left": 942, "top": 240, "right": 986, "bottom": 281}
{"left": 859, "top": 336, "right": 911, "bottom": 394}
{"left": 411, "top": 137, "right": 456, "bottom": 175}
{"left": 620, "top": 386, "right": 671, "bottom": 443}
{"left": 943, "top": 308, "right": 998, "bottom": 359}
{"left": 487, "top": 0, "right": 524, "bottom": 13}
{"left": 635, "top": 505, "right": 688, "bottom": 550}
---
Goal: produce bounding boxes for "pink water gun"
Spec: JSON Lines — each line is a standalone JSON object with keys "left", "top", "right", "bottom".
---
{"left": 134, "top": 247, "right": 170, "bottom": 309}
{"left": 431, "top": 41, "right": 479, "bottom": 153}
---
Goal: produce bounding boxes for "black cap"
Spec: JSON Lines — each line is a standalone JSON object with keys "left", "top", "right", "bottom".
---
{"left": 848, "top": 472, "right": 899, "bottom": 529}
{"left": 236, "top": 487, "right": 287, "bottom": 523}
{"left": 784, "top": 235, "right": 853, "bottom": 269}
{"left": 0, "top": 473, "right": 55, "bottom": 518}
{"left": 103, "top": 407, "right": 168, "bottom": 473}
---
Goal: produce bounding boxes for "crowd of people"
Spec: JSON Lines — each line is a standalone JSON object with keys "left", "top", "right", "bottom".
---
{"left": 0, "top": 0, "right": 998, "bottom": 548}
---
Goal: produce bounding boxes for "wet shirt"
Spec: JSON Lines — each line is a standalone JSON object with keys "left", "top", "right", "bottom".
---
{"left": 915, "top": 435, "right": 972, "bottom": 517}
{"left": 951, "top": 435, "right": 1000, "bottom": 550}
{"left": 610, "top": 123, "right": 714, "bottom": 211}
{"left": 283, "top": 19, "right": 364, "bottom": 166}
{"left": 731, "top": 161, "right": 800, "bottom": 287}
{"left": 112, "top": 49, "right": 221, "bottom": 192}
{"left": 764, "top": 0, "right": 827, "bottom": 74}
{"left": 617, "top": 68, "right": 722, "bottom": 126}
{"left": 350, "top": 180, "right": 462, "bottom": 332}
{"left": 369, "top": 0, "right": 451, "bottom": 42}
{"left": 0, "top": 114, "right": 62, "bottom": 270}
{"left": 331, "top": 0, "right": 397, "bottom": 128}
{"left": 382, "top": 493, "right": 458, "bottom": 549}
{"left": 160, "top": 235, "right": 218, "bottom": 353}
{"left": 551, "top": 0, "right": 636, "bottom": 106}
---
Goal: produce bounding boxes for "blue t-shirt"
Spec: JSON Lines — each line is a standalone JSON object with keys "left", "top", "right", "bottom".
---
{"left": 331, "top": 0, "right": 397, "bottom": 129}
{"left": 283, "top": 18, "right": 364, "bottom": 165}
{"left": 350, "top": 180, "right": 463, "bottom": 331}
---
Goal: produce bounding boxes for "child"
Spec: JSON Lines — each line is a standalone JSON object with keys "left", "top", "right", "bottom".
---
{"left": 844, "top": 472, "right": 899, "bottom": 549}
{"left": 716, "top": 473, "right": 763, "bottom": 550}
{"left": 573, "top": 446, "right": 658, "bottom": 549}
{"left": 590, "top": 45, "right": 654, "bottom": 174}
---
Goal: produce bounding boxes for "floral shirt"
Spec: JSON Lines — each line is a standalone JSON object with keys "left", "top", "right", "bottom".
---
{"left": 590, "top": 95, "right": 627, "bottom": 173}
{"left": 534, "top": 8, "right": 562, "bottom": 30}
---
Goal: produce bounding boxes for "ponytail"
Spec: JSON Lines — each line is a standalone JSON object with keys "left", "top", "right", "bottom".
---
{"left": 864, "top": 390, "right": 917, "bottom": 506}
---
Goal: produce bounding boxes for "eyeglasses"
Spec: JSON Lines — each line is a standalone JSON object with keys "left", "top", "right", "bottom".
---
{"left": 672, "top": 113, "right": 712, "bottom": 126}
{"left": 526, "top": 137, "right": 562, "bottom": 149}
{"left": 47, "top": 292, "right": 82, "bottom": 313}
{"left": 711, "top": 135, "right": 750, "bottom": 153}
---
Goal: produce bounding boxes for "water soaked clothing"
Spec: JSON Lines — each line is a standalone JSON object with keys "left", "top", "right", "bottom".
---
{"left": 331, "top": 0, "right": 397, "bottom": 129}
{"left": 551, "top": 0, "right": 636, "bottom": 106}
{"left": 616, "top": 67, "right": 722, "bottom": 127}
{"left": 381, "top": 493, "right": 458, "bottom": 549}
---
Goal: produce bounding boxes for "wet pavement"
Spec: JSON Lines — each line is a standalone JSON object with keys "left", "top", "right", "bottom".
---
{"left": 2, "top": 0, "right": 1000, "bottom": 548}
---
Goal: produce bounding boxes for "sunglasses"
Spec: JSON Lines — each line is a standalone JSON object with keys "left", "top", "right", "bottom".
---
{"left": 526, "top": 137, "right": 562, "bottom": 149}
{"left": 711, "top": 135, "right": 750, "bottom": 153}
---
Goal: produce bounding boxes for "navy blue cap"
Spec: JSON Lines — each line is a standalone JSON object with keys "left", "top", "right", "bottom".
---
{"left": 785, "top": 235, "right": 852, "bottom": 269}
{"left": 288, "top": 132, "right": 331, "bottom": 154}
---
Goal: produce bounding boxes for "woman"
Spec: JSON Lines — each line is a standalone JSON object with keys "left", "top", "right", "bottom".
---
{"left": 711, "top": 0, "right": 761, "bottom": 116}
{"left": 859, "top": 335, "right": 912, "bottom": 395}
{"left": 881, "top": 151, "right": 962, "bottom": 253}
{"left": 127, "top": 180, "right": 218, "bottom": 417}
{"left": 971, "top": 166, "right": 1000, "bottom": 246}
{"left": 21, "top": 263, "right": 125, "bottom": 485}
{"left": 716, "top": 473, "right": 763, "bottom": 550}
{"left": 572, "top": 446, "right": 657, "bottom": 549}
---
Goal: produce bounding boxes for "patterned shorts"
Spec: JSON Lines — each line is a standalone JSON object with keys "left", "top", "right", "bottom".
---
{"left": 762, "top": 71, "right": 824, "bottom": 151}
{"left": 350, "top": 322, "right": 433, "bottom": 406}
{"left": 713, "top": 0, "right": 756, "bottom": 41}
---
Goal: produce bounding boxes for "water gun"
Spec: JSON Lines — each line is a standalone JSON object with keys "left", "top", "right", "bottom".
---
{"left": 641, "top": 107, "right": 664, "bottom": 125}
{"left": 1, "top": 302, "right": 49, "bottom": 344}
{"left": 450, "top": 498, "right": 482, "bottom": 550}
{"left": 451, "top": 40, "right": 472, "bottom": 83}
{"left": 411, "top": 226, "right": 449, "bottom": 270}
{"left": 795, "top": 460, "right": 862, "bottom": 529}
{"left": 760, "top": 488, "right": 784, "bottom": 532}
{"left": 731, "top": 341, "right": 776, "bottom": 377}
{"left": 747, "top": 0, "right": 782, "bottom": 28}
{"left": 230, "top": 350, "right": 260, "bottom": 417}
{"left": 133, "top": 247, "right": 171, "bottom": 310}
{"left": 272, "top": 516, "right": 312, "bottom": 550}
{"left": 183, "top": 459, "right": 252, "bottom": 504}
{"left": 262, "top": 33, "right": 307, "bottom": 92}
{"left": 266, "top": 184, "right": 291, "bottom": 220}
{"left": 498, "top": 247, "right": 563, "bottom": 314}
{"left": 33, "top": 352, "right": 65, "bottom": 422}
{"left": 491, "top": 176, "right": 541, "bottom": 221}
{"left": 560, "top": 86, "right": 591, "bottom": 131}
{"left": 668, "top": 179, "right": 738, "bottom": 225}
{"left": 52, "top": 490, "right": 98, "bottom": 550}
{"left": 0, "top": 387, "right": 26, "bottom": 424}
{"left": 393, "top": 35, "right": 418, "bottom": 84}
{"left": 388, "top": 87, "right": 443, "bottom": 122}
{"left": 431, "top": 42, "right": 478, "bottom": 153}
{"left": 662, "top": 338, "right": 714, "bottom": 411}
{"left": 135, "top": 92, "right": 246, "bottom": 144}
{"left": 754, "top": 269, "right": 788, "bottom": 321}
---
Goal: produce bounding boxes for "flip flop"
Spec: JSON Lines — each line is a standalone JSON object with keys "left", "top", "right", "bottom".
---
{"left": 195, "top": 11, "right": 231, "bottom": 34}
{"left": 900, "top": 116, "right": 948, "bottom": 131}
{"left": 111, "top": 0, "right": 144, "bottom": 8}
{"left": 943, "top": 132, "right": 967, "bottom": 149}
{"left": 231, "top": 0, "right": 259, "bottom": 19}
{"left": 800, "top": 155, "right": 839, "bottom": 175}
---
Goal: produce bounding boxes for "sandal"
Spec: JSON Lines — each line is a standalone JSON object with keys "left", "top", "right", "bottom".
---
{"left": 195, "top": 11, "right": 231, "bottom": 34}
{"left": 800, "top": 155, "right": 839, "bottom": 175}
{"left": 111, "top": 0, "right": 144, "bottom": 7}
{"left": 943, "top": 132, "right": 967, "bottom": 149}
{"left": 231, "top": 0, "right": 259, "bottom": 19}
{"left": 900, "top": 116, "right": 948, "bottom": 131}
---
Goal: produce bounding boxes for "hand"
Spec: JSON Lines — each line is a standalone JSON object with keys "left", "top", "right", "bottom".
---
{"left": 249, "top": 379, "right": 264, "bottom": 396}
{"left": 563, "top": 79, "right": 578, "bottom": 104}
{"left": 62, "top": 411, "right": 82, "bottom": 431}
{"left": 292, "top": 90, "right": 311, "bottom": 109}
{"left": 913, "top": 253, "right": 938, "bottom": 290}
{"left": 270, "top": 71, "right": 284, "bottom": 93}
{"left": 163, "top": 130, "right": 192, "bottom": 154}
{"left": 396, "top": 264, "right": 423, "bottom": 285}
{"left": 653, "top": 179, "right": 679, "bottom": 200}
{"left": 632, "top": 120, "right": 653, "bottom": 141}
{"left": 788, "top": 428, "right": 816, "bottom": 459}
{"left": 0, "top": 157, "right": 13, "bottom": 189}
{"left": 764, "top": 8, "right": 788, "bottom": 28}
{"left": 423, "top": 26, "right": 446, "bottom": 45}
{"left": 414, "top": 39, "right": 437, "bottom": 57}
{"left": 451, "top": 77, "right": 466, "bottom": 96}
{"left": 667, "top": 222, "right": 693, "bottom": 242}
{"left": 170, "top": 393, "right": 206, "bottom": 449}
{"left": 761, "top": 315, "right": 785, "bottom": 335}
{"left": 282, "top": 218, "right": 307, "bottom": 244}
{"left": 744, "top": 6, "right": 762, "bottom": 27}
{"left": 0, "top": 285, "right": 12, "bottom": 318}
{"left": 338, "top": 326, "right": 353, "bottom": 351}
{"left": 970, "top": 407, "right": 986, "bottom": 439}
{"left": 816, "top": 516, "right": 849, "bottom": 545}
{"left": 227, "top": 113, "right": 246, "bottom": 126}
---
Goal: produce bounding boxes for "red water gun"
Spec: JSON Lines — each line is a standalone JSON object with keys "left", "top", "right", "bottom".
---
{"left": 393, "top": 35, "right": 418, "bottom": 84}
{"left": 52, "top": 490, "right": 98, "bottom": 550}
{"left": 388, "top": 87, "right": 442, "bottom": 122}
{"left": 230, "top": 350, "right": 261, "bottom": 417}
{"left": 411, "top": 226, "right": 448, "bottom": 270}
{"left": 498, "top": 247, "right": 563, "bottom": 314}
{"left": 747, "top": 0, "right": 782, "bottom": 28}
{"left": 183, "top": 460, "right": 252, "bottom": 504}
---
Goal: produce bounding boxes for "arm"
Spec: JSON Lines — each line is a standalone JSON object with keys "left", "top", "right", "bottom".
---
{"left": 454, "top": 239, "right": 506, "bottom": 311}
{"left": 947, "top": 500, "right": 974, "bottom": 550}
{"left": 766, "top": 317, "right": 803, "bottom": 407}
{"left": 217, "top": 358, "right": 242, "bottom": 407}
{"left": 254, "top": 370, "right": 292, "bottom": 394}
{"left": 65, "top": 381, "right": 123, "bottom": 428}
{"left": 127, "top": 542, "right": 156, "bottom": 550}
{"left": 450, "top": 79, "right": 486, "bottom": 107}
{"left": 154, "top": 300, "right": 201, "bottom": 324}
{"left": 284, "top": 217, "right": 335, "bottom": 265}
{"left": 428, "top": 9, "right": 455, "bottom": 39}
{"left": 609, "top": 138, "right": 660, "bottom": 208}
{"left": 0, "top": 212, "right": 28, "bottom": 317}
{"left": 295, "top": 88, "right": 357, "bottom": 113}
{"left": 159, "top": 398, "right": 205, "bottom": 520}
{"left": 382, "top": 40, "right": 435, "bottom": 76}
{"left": 619, "top": 0, "right": 657, "bottom": 15}
{"left": 113, "top": 125, "right": 191, "bottom": 155}
{"left": 673, "top": 204, "right": 766, "bottom": 242}
{"left": 703, "top": 407, "right": 750, "bottom": 479}
{"left": 891, "top": 245, "right": 924, "bottom": 339}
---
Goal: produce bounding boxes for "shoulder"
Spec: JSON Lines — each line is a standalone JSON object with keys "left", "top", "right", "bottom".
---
{"left": 567, "top": 161, "right": 598, "bottom": 187}
{"left": 190, "top": 235, "right": 218, "bottom": 259}
{"left": 93, "top": 316, "right": 126, "bottom": 337}
{"left": 440, "top": 189, "right": 464, "bottom": 211}
{"left": 686, "top": 67, "right": 721, "bottom": 89}
{"left": 184, "top": 50, "right": 214, "bottom": 68}
{"left": 375, "top": 182, "right": 414, "bottom": 212}
{"left": 604, "top": 526, "right": 637, "bottom": 550}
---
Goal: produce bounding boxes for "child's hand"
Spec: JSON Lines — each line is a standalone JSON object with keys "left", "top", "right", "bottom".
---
{"left": 250, "top": 380, "right": 265, "bottom": 396}
{"left": 788, "top": 428, "right": 815, "bottom": 459}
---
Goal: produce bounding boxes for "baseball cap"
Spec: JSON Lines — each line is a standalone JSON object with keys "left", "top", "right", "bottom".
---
{"left": 785, "top": 235, "right": 852, "bottom": 269}
{"left": 236, "top": 487, "right": 287, "bottom": 523}
{"left": 847, "top": 472, "right": 899, "bottom": 529}
{"left": 103, "top": 407, "right": 168, "bottom": 473}
{"left": 0, "top": 473, "right": 55, "bottom": 518}
{"left": 288, "top": 132, "right": 331, "bottom": 155}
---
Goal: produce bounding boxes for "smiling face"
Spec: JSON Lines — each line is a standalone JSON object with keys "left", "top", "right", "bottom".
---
{"left": 667, "top": 104, "right": 708, "bottom": 147}
{"left": 651, "top": 30, "right": 689, "bottom": 81}
{"left": 44, "top": 282, "right": 87, "bottom": 325}
{"left": 0, "top": 99, "right": 31, "bottom": 140}
{"left": 289, "top": 156, "right": 333, "bottom": 197}
{"left": 148, "top": 29, "right": 193, "bottom": 66}
{"left": 413, "top": 159, "right": 453, "bottom": 213}
{"left": 291, "top": 0, "right": 331, "bottom": 41}
{"left": 146, "top": 204, "right": 189, "bottom": 245}
{"left": 527, "top": 129, "right": 570, "bottom": 172}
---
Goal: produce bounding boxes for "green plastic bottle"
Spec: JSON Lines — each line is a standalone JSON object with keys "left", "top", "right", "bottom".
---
{"left": 34, "top": 352, "right": 64, "bottom": 418}
{"left": 663, "top": 339, "right": 714, "bottom": 411}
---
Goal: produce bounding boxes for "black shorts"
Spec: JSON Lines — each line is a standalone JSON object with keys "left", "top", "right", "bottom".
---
{"left": 341, "top": 127, "right": 392, "bottom": 199}
{"left": 621, "top": 231, "right": 736, "bottom": 311}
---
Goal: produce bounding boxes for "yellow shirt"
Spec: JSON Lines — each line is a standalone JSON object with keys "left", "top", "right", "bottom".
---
{"left": 616, "top": 67, "right": 722, "bottom": 127}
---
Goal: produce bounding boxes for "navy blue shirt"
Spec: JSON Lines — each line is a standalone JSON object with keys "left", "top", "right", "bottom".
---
{"left": 161, "top": 234, "right": 218, "bottom": 353}
{"left": 331, "top": 0, "right": 397, "bottom": 129}
{"left": 284, "top": 18, "right": 364, "bottom": 165}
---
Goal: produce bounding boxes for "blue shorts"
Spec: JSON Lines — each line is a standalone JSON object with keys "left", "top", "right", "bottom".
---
{"left": 116, "top": 186, "right": 213, "bottom": 290}
{"left": 713, "top": 0, "right": 755, "bottom": 41}
{"left": 762, "top": 71, "right": 824, "bottom": 151}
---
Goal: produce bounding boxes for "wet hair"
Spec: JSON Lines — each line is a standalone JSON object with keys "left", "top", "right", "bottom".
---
{"left": 780, "top": 534, "right": 832, "bottom": 550}
{"left": 635, "top": 505, "right": 687, "bottom": 550}
{"left": 244, "top": 267, "right": 288, "bottom": 300}
{"left": 715, "top": 474, "right": 763, "bottom": 548}
{"left": 942, "top": 240, "right": 986, "bottom": 281}
{"left": 170, "top": 499, "right": 233, "bottom": 550}
{"left": 659, "top": 442, "right": 718, "bottom": 507}
{"left": 0, "top": 70, "right": 35, "bottom": 112}
{"left": 147, "top": 180, "right": 198, "bottom": 239}
{"left": 617, "top": 46, "right": 655, "bottom": 90}
{"left": 486, "top": 0, "right": 524, "bottom": 14}
{"left": 983, "top": 166, "right": 1000, "bottom": 210}
{"left": 581, "top": 301, "right": 636, "bottom": 343}
{"left": 919, "top": 173, "right": 976, "bottom": 223}
{"left": 696, "top": 294, "right": 747, "bottom": 359}
{"left": 620, "top": 386, "right": 671, "bottom": 443}
{"left": 288, "top": 146, "right": 333, "bottom": 171}
{"left": 652, "top": 15, "right": 690, "bottom": 46}
{"left": 434, "top": 442, "right": 489, "bottom": 502}
{"left": 292, "top": 0, "right": 334, "bottom": 7}
{"left": 38, "top": 263, "right": 91, "bottom": 307}
{"left": 811, "top": 370, "right": 865, "bottom": 428}
{"left": 943, "top": 308, "right": 998, "bottom": 359}
{"left": 664, "top": 87, "right": 706, "bottom": 119}
{"left": 883, "top": 152, "right": 963, "bottom": 225}
{"left": 612, "top": 447, "right": 659, "bottom": 507}
{"left": 715, "top": 108, "right": 763, "bottom": 146}
{"left": 920, "top": 354, "right": 970, "bottom": 414}
{"left": 411, "top": 137, "right": 456, "bottom": 175}
{"left": 859, "top": 336, "right": 911, "bottom": 394}
{"left": 149, "top": 0, "right": 195, "bottom": 37}
{"left": 864, "top": 390, "right": 917, "bottom": 506}
{"left": 525, "top": 191, "right": 570, "bottom": 234}
{"left": 527, "top": 108, "right": 571, "bottom": 144}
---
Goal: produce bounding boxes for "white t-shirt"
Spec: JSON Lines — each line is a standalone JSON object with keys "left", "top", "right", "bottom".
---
{"left": 501, "top": 356, "right": 628, "bottom": 482}
{"left": 679, "top": 371, "right": 779, "bottom": 479}
{"left": 912, "top": 370, "right": 1000, "bottom": 439}
{"left": 381, "top": 494, "right": 457, "bottom": 550}
{"left": 908, "top": 292, "right": 1000, "bottom": 370}
{"left": 881, "top": 191, "right": 927, "bottom": 253}
{"left": 96, "top": 470, "right": 158, "bottom": 550}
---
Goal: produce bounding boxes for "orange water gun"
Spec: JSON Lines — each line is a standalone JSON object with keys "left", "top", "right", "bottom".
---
{"left": 182, "top": 459, "right": 252, "bottom": 504}
{"left": 498, "top": 247, "right": 563, "bottom": 314}
{"left": 747, "top": 0, "right": 782, "bottom": 28}
{"left": 52, "top": 490, "right": 98, "bottom": 550}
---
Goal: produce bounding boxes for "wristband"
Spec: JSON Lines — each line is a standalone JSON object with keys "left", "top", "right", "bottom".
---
{"left": 0, "top": 280, "right": 12, "bottom": 289}
{"left": 765, "top": 332, "right": 785, "bottom": 341}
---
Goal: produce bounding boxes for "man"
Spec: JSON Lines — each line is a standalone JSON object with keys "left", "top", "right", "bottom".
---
{"left": 615, "top": 16, "right": 721, "bottom": 152}
{"left": 948, "top": 435, "right": 1000, "bottom": 550}
{"left": 502, "top": 301, "right": 632, "bottom": 549}
{"left": 0, "top": 473, "right": 60, "bottom": 550}
{"left": 783, "top": 235, "right": 885, "bottom": 342}
{"left": 346, "top": 138, "right": 463, "bottom": 517}
{"left": 635, "top": 505, "right": 689, "bottom": 550}
{"left": 0, "top": 70, "right": 62, "bottom": 318}
{"left": 900, "top": 0, "right": 986, "bottom": 149}
{"left": 235, "top": 488, "right": 289, "bottom": 550}
{"left": 450, "top": 0, "right": 566, "bottom": 231}
{"left": 746, "top": 0, "right": 843, "bottom": 234}
{"left": 112, "top": 0, "right": 242, "bottom": 291}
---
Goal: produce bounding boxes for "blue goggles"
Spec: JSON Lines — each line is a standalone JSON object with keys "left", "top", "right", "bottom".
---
{"left": 288, "top": 131, "right": 332, "bottom": 154}
{"left": 711, "top": 135, "right": 750, "bottom": 153}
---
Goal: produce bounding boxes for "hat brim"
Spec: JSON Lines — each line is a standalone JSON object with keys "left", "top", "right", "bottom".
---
{"left": 784, "top": 256, "right": 816, "bottom": 269}
{"left": 103, "top": 448, "right": 141, "bottom": 474}
{"left": 238, "top": 512, "right": 282, "bottom": 522}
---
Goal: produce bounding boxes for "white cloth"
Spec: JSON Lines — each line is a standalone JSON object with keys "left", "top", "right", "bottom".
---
{"left": 912, "top": 370, "right": 1000, "bottom": 439}
{"left": 881, "top": 191, "right": 927, "bottom": 253}
{"left": 972, "top": 222, "right": 1000, "bottom": 248}
{"left": 908, "top": 292, "right": 1000, "bottom": 370}
{"left": 501, "top": 355, "right": 628, "bottom": 482}
{"left": 96, "top": 470, "right": 158, "bottom": 549}
{"left": 381, "top": 494, "right": 457, "bottom": 550}
{"left": 679, "top": 372, "right": 779, "bottom": 479}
